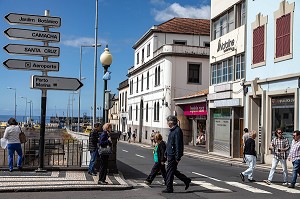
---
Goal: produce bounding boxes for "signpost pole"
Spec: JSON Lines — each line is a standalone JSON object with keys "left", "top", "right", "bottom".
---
{"left": 36, "top": 10, "right": 50, "bottom": 172}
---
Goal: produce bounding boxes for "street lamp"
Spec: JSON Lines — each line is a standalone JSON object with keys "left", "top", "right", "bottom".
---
{"left": 27, "top": 100, "right": 32, "bottom": 126}
{"left": 7, "top": 87, "right": 17, "bottom": 119}
{"left": 100, "top": 45, "right": 113, "bottom": 123}
{"left": 78, "top": 44, "right": 100, "bottom": 132}
{"left": 21, "top": 97, "right": 27, "bottom": 123}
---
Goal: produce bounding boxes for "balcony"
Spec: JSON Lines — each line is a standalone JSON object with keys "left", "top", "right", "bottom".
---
{"left": 153, "top": 44, "right": 210, "bottom": 57}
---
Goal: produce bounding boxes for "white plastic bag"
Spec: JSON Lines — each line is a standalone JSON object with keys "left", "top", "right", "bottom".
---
{"left": 0, "top": 138, "right": 8, "bottom": 149}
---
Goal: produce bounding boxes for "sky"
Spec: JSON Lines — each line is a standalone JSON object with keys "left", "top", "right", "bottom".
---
{"left": 0, "top": 0, "right": 211, "bottom": 119}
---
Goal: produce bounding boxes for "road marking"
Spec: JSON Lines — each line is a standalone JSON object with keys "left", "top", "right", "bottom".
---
{"left": 192, "top": 181, "right": 232, "bottom": 192}
{"left": 192, "top": 171, "right": 221, "bottom": 182}
{"left": 114, "top": 174, "right": 127, "bottom": 185}
{"left": 135, "top": 154, "right": 145, "bottom": 158}
{"left": 122, "top": 149, "right": 128, "bottom": 152}
{"left": 226, "top": 181, "right": 271, "bottom": 194}
{"left": 256, "top": 182, "right": 300, "bottom": 193}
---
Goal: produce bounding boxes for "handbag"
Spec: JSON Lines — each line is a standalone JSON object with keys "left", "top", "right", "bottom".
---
{"left": 19, "top": 127, "right": 28, "bottom": 143}
{"left": 98, "top": 145, "right": 112, "bottom": 156}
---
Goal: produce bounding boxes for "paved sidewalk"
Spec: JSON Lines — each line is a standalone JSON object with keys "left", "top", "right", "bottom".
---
{"left": 0, "top": 170, "right": 132, "bottom": 192}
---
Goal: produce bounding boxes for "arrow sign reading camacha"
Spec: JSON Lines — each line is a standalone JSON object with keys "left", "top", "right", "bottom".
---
{"left": 3, "top": 59, "right": 59, "bottom": 72}
{"left": 3, "top": 44, "right": 60, "bottom": 57}
{"left": 4, "top": 28, "right": 60, "bottom": 42}
{"left": 5, "top": 13, "right": 61, "bottom": 27}
{"left": 31, "top": 75, "right": 83, "bottom": 91}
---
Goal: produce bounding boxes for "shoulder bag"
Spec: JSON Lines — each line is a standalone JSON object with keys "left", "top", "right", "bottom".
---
{"left": 98, "top": 145, "right": 112, "bottom": 156}
{"left": 19, "top": 126, "right": 28, "bottom": 143}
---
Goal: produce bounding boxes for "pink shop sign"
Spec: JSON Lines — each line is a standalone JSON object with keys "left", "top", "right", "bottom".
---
{"left": 184, "top": 103, "right": 207, "bottom": 116}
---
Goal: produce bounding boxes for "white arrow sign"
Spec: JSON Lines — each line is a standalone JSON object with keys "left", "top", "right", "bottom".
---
{"left": 3, "top": 44, "right": 60, "bottom": 57}
{"left": 3, "top": 59, "right": 59, "bottom": 72}
{"left": 5, "top": 13, "right": 61, "bottom": 27}
{"left": 31, "top": 75, "right": 83, "bottom": 91}
{"left": 4, "top": 28, "right": 60, "bottom": 42}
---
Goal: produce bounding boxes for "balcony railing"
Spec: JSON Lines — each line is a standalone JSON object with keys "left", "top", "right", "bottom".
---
{"left": 153, "top": 44, "right": 210, "bottom": 57}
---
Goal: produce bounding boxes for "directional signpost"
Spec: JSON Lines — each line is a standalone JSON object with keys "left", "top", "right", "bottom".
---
{"left": 4, "top": 28, "right": 60, "bottom": 42}
{"left": 3, "top": 59, "right": 59, "bottom": 72}
{"left": 3, "top": 44, "right": 60, "bottom": 57}
{"left": 5, "top": 13, "right": 61, "bottom": 27}
{"left": 31, "top": 75, "right": 83, "bottom": 91}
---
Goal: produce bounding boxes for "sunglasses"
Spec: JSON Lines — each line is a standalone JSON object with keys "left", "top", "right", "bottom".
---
{"left": 277, "top": 132, "right": 283, "bottom": 134}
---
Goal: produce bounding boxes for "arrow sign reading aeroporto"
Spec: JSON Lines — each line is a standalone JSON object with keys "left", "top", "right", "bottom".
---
{"left": 4, "top": 28, "right": 60, "bottom": 42}
{"left": 3, "top": 44, "right": 60, "bottom": 57}
{"left": 5, "top": 13, "right": 61, "bottom": 27}
{"left": 3, "top": 59, "right": 59, "bottom": 72}
{"left": 31, "top": 75, "right": 83, "bottom": 91}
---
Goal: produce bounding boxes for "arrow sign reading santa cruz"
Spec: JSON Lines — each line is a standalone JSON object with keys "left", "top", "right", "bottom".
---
{"left": 3, "top": 59, "right": 59, "bottom": 72}
{"left": 4, "top": 28, "right": 60, "bottom": 42}
{"left": 5, "top": 13, "right": 61, "bottom": 27}
{"left": 3, "top": 44, "right": 60, "bottom": 57}
{"left": 31, "top": 75, "right": 83, "bottom": 91}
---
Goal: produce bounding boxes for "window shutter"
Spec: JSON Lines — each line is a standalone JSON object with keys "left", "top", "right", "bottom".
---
{"left": 276, "top": 13, "right": 290, "bottom": 58}
{"left": 253, "top": 25, "right": 265, "bottom": 64}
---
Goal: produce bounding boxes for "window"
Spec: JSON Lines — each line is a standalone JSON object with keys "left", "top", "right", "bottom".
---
{"left": 130, "top": 80, "right": 133, "bottom": 94}
{"left": 136, "top": 76, "right": 138, "bottom": 93}
{"left": 212, "top": 8, "right": 235, "bottom": 40}
{"left": 125, "top": 91, "right": 127, "bottom": 111}
{"left": 156, "top": 102, "right": 160, "bottom": 121}
{"left": 154, "top": 68, "right": 157, "bottom": 86}
{"left": 237, "top": 0, "right": 246, "bottom": 27}
{"left": 157, "top": 66, "right": 160, "bottom": 85}
{"left": 147, "top": 71, "right": 149, "bottom": 89}
{"left": 129, "top": 106, "right": 132, "bottom": 120}
{"left": 222, "top": 61, "right": 228, "bottom": 82}
{"left": 147, "top": 44, "right": 150, "bottom": 57}
{"left": 235, "top": 54, "right": 245, "bottom": 80}
{"left": 174, "top": 40, "right": 187, "bottom": 45}
{"left": 253, "top": 25, "right": 265, "bottom": 65}
{"left": 211, "top": 64, "right": 217, "bottom": 85}
{"left": 146, "top": 103, "right": 148, "bottom": 122}
{"left": 154, "top": 102, "right": 156, "bottom": 121}
{"left": 141, "top": 74, "right": 143, "bottom": 92}
{"left": 188, "top": 63, "right": 201, "bottom": 84}
{"left": 137, "top": 52, "right": 139, "bottom": 65}
{"left": 274, "top": 1, "right": 294, "bottom": 62}
{"left": 136, "top": 105, "right": 138, "bottom": 121}
{"left": 142, "top": 49, "right": 145, "bottom": 63}
{"left": 228, "top": 58, "right": 233, "bottom": 81}
{"left": 119, "top": 94, "right": 121, "bottom": 111}
{"left": 210, "top": 57, "right": 237, "bottom": 85}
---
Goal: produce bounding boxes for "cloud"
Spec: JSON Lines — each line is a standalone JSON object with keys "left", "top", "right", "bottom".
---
{"left": 150, "top": 0, "right": 166, "bottom": 5}
{"left": 61, "top": 36, "right": 107, "bottom": 47}
{"left": 152, "top": 3, "right": 211, "bottom": 22}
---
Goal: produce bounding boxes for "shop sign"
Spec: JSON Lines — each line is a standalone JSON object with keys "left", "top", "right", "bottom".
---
{"left": 184, "top": 103, "right": 207, "bottom": 116}
{"left": 271, "top": 96, "right": 294, "bottom": 106}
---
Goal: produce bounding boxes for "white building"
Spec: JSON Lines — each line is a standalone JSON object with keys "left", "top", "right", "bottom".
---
{"left": 127, "top": 18, "right": 210, "bottom": 144}
{"left": 117, "top": 79, "right": 129, "bottom": 135}
{"left": 109, "top": 96, "right": 119, "bottom": 132}
{"left": 208, "top": 0, "right": 246, "bottom": 157}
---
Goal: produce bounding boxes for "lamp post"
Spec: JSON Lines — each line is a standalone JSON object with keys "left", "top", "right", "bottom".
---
{"left": 93, "top": 0, "right": 99, "bottom": 127}
{"left": 100, "top": 45, "right": 113, "bottom": 123}
{"left": 7, "top": 87, "right": 17, "bottom": 119}
{"left": 21, "top": 97, "right": 27, "bottom": 123}
{"left": 78, "top": 44, "right": 100, "bottom": 132}
{"left": 28, "top": 100, "right": 32, "bottom": 126}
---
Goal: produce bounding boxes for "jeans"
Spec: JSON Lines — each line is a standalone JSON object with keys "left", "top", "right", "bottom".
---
{"left": 88, "top": 150, "right": 99, "bottom": 173}
{"left": 290, "top": 159, "right": 300, "bottom": 186}
{"left": 242, "top": 154, "right": 256, "bottom": 180}
{"left": 268, "top": 158, "right": 288, "bottom": 182}
{"left": 7, "top": 143, "right": 22, "bottom": 171}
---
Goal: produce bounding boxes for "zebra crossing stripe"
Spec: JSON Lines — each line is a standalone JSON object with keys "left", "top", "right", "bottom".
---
{"left": 192, "top": 181, "right": 232, "bottom": 192}
{"left": 226, "top": 182, "right": 271, "bottom": 194}
{"left": 255, "top": 182, "right": 300, "bottom": 194}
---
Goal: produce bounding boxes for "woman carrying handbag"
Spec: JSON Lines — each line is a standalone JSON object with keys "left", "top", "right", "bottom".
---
{"left": 98, "top": 123, "right": 112, "bottom": 185}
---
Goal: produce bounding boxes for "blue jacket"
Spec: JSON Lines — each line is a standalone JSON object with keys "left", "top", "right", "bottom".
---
{"left": 166, "top": 125, "right": 184, "bottom": 161}
{"left": 99, "top": 131, "right": 111, "bottom": 147}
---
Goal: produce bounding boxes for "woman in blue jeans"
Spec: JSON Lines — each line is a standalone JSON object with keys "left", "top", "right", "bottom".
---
{"left": 3, "top": 118, "right": 23, "bottom": 172}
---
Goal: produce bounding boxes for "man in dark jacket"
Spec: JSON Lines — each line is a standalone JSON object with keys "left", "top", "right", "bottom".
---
{"left": 88, "top": 123, "right": 101, "bottom": 176}
{"left": 163, "top": 115, "right": 191, "bottom": 193}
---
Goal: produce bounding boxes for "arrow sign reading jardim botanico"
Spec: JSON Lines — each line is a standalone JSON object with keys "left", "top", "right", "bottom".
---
{"left": 3, "top": 44, "right": 60, "bottom": 57}
{"left": 4, "top": 28, "right": 60, "bottom": 42}
{"left": 5, "top": 13, "right": 61, "bottom": 27}
{"left": 31, "top": 75, "right": 83, "bottom": 91}
{"left": 3, "top": 59, "right": 59, "bottom": 72}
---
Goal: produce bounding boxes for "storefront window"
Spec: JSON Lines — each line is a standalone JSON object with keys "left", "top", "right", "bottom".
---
{"left": 271, "top": 95, "right": 294, "bottom": 144}
{"left": 196, "top": 121, "right": 206, "bottom": 145}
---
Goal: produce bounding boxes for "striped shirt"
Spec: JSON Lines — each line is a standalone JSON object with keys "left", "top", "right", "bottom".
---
{"left": 3, "top": 125, "right": 21, "bottom": 144}
{"left": 288, "top": 140, "right": 300, "bottom": 162}
{"left": 271, "top": 137, "right": 290, "bottom": 159}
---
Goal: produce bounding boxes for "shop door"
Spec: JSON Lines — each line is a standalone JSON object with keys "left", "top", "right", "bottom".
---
{"left": 239, "top": 119, "right": 244, "bottom": 157}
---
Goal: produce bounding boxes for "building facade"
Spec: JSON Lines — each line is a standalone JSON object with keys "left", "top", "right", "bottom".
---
{"left": 208, "top": 0, "right": 246, "bottom": 157}
{"left": 117, "top": 79, "right": 129, "bottom": 134}
{"left": 127, "top": 18, "right": 210, "bottom": 144}
{"left": 245, "top": 0, "right": 298, "bottom": 164}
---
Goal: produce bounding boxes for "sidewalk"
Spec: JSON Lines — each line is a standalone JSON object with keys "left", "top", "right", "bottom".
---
{"left": 0, "top": 170, "right": 132, "bottom": 192}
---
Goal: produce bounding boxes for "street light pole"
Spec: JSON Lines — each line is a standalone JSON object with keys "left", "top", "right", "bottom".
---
{"left": 93, "top": 0, "right": 99, "bottom": 127}
{"left": 21, "top": 97, "right": 27, "bottom": 123}
{"left": 7, "top": 87, "right": 17, "bottom": 119}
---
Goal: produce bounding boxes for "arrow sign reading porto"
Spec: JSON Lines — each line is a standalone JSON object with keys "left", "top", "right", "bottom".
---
{"left": 4, "top": 28, "right": 60, "bottom": 42}
{"left": 3, "top": 44, "right": 60, "bottom": 57}
{"left": 3, "top": 59, "right": 59, "bottom": 72}
{"left": 5, "top": 13, "right": 61, "bottom": 27}
{"left": 31, "top": 75, "right": 83, "bottom": 91}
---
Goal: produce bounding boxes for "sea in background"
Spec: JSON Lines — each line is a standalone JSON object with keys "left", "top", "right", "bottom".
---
{"left": 0, "top": 115, "right": 51, "bottom": 123}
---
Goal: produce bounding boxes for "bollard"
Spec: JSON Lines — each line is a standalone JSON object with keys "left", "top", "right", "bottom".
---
{"left": 108, "top": 131, "right": 118, "bottom": 173}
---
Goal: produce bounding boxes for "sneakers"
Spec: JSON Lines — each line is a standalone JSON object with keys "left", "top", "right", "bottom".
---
{"left": 88, "top": 171, "right": 97, "bottom": 176}
{"left": 263, "top": 180, "right": 271, "bottom": 185}
{"left": 239, "top": 173, "right": 245, "bottom": 182}
{"left": 98, "top": 181, "right": 108, "bottom": 185}
{"left": 282, "top": 182, "right": 289, "bottom": 186}
{"left": 248, "top": 179, "right": 256, "bottom": 182}
{"left": 288, "top": 184, "right": 295, "bottom": 188}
